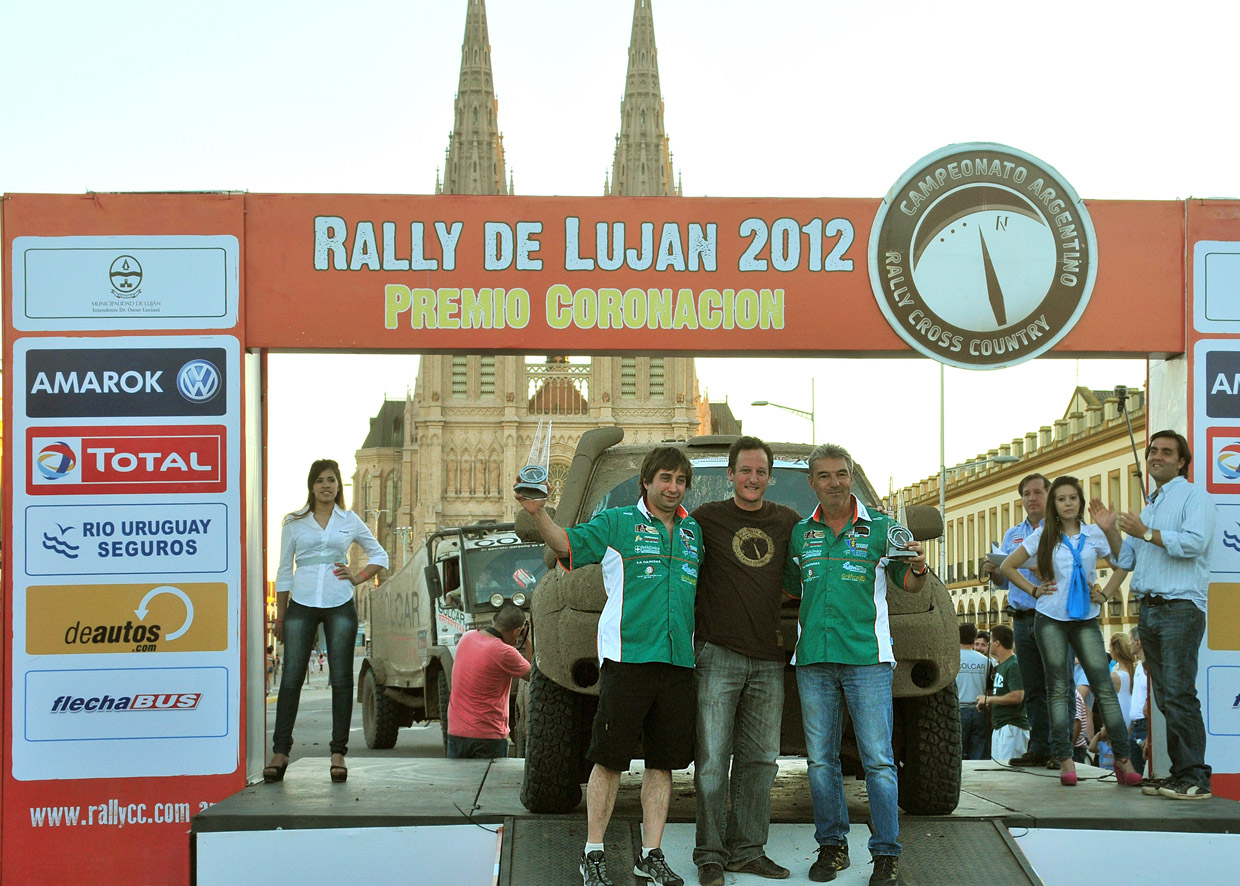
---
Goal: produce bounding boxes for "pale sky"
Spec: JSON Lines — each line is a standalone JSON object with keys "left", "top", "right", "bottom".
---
{"left": 6, "top": 0, "right": 1233, "bottom": 569}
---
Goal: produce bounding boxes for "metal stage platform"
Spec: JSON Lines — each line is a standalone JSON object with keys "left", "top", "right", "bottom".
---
{"left": 192, "top": 759, "right": 1240, "bottom": 885}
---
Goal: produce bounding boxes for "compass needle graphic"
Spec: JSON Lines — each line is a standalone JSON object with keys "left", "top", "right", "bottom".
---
{"left": 979, "top": 228, "right": 1007, "bottom": 326}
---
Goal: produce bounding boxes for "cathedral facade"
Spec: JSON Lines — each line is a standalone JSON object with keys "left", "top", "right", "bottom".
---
{"left": 352, "top": 0, "right": 721, "bottom": 582}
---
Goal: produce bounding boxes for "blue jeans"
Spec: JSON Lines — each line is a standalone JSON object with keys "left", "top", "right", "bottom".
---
{"left": 1012, "top": 613, "right": 1051, "bottom": 757}
{"left": 797, "top": 662, "right": 900, "bottom": 858}
{"left": 446, "top": 735, "right": 509, "bottom": 758}
{"left": 693, "top": 642, "right": 784, "bottom": 868}
{"left": 1032, "top": 614, "right": 1131, "bottom": 762}
{"left": 960, "top": 705, "right": 988, "bottom": 760}
{"left": 1140, "top": 600, "right": 1211, "bottom": 789}
{"left": 272, "top": 598, "right": 358, "bottom": 756}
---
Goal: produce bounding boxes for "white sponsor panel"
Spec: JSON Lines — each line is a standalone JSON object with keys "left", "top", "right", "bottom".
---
{"left": 24, "top": 504, "right": 229, "bottom": 576}
{"left": 24, "top": 667, "right": 228, "bottom": 742}
{"left": 11, "top": 235, "right": 239, "bottom": 331}
{"left": 1194, "top": 241, "right": 1240, "bottom": 332}
{"left": 9, "top": 334, "right": 242, "bottom": 781}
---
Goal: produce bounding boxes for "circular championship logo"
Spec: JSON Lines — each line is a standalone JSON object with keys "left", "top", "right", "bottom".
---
{"left": 868, "top": 143, "right": 1097, "bottom": 369}
{"left": 36, "top": 441, "right": 77, "bottom": 480}
{"left": 109, "top": 255, "right": 143, "bottom": 297}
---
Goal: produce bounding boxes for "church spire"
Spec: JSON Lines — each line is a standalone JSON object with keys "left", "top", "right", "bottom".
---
{"left": 440, "top": 0, "right": 510, "bottom": 195}
{"left": 609, "top": 0, "right": 677, "bottom": 196}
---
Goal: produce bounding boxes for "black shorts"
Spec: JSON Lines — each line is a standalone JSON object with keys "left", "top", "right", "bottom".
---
{"left": 587, "top": 660, "right": 695, "bottom": 772}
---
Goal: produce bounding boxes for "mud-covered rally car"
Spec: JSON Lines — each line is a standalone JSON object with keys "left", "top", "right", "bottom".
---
{"left": 514, "top": 427, "right": 962, "bottom": 816}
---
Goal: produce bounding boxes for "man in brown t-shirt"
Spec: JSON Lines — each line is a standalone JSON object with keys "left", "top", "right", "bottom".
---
{"left": 691, "top": 436, "right": 801, "bottom": 886}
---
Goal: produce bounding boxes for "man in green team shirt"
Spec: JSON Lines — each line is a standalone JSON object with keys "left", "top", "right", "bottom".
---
{"left": 979, "top": 623, "right": 1030, "bottom": 765}
{"left": 518, "top": 446, "right": 702, "bottom": 886}
{"left": 784, "top": 443, "right": 928, "bottom": 886}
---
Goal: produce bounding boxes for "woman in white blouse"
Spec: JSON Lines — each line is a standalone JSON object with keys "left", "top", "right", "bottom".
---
{"left": 1000, "top": 475, "right": 1142, "bottom": 788}
{"left": 264, "top": 459, "right": 389, "bottom": 784}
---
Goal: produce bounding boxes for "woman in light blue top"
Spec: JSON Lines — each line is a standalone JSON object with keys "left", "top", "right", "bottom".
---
{"left": 264, "top": 459, "right": 389, "bottom": 784}
{"left": 1000, "top": 475, "right": 1142, "bottom": 788}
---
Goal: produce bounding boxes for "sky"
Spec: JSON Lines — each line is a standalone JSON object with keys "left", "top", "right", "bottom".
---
{"left": 5, "top": 0, "right": 1235, "bottom": 569}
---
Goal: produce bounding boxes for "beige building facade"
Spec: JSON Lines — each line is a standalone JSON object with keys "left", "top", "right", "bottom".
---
{"left": 898, "top": 387, "right": 1148, "bottom": 645}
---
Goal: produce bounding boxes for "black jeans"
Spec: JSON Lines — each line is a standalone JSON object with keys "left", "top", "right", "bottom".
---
{"left": 272, "top": 598, "right": 358, "bottom": 756}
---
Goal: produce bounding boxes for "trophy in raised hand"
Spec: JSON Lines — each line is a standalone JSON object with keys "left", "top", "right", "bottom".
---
{"left": 515, "top": 418, "right": 552, "bottom": 499}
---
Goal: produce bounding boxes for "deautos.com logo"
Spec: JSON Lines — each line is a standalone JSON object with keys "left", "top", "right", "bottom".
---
{"left": 27, "top": 424, "right": 227, "bottom": 495}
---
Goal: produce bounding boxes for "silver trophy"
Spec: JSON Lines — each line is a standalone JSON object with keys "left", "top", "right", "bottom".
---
{"left": 515, "top": 418, "right": 552, "bottom": 499}
{"left": 885, "top": 524, "right": 917, "bottom": 558}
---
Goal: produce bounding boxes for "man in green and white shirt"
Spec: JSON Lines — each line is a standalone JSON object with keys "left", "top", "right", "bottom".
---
{"left": 519, "top": 446, "right": 701, "bottom": 886}
{"left": 784, "top": 443, "right": 928, "bottom": 886}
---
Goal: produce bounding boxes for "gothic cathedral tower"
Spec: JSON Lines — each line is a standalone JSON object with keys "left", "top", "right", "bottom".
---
{"left": 354, "top": 0, "right": 706, "bottom": 581}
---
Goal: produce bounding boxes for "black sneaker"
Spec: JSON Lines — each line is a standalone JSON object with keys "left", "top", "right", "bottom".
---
{"left": 809, "top": 844, "right": 850, "bottom": 882}
{"left": 634, "top": 848, "right": 684, "bottom": 886}
{"left": 581, "top": 849, "right": 615, "bottom": 886}
{"left": 869, "top": 855, "right": 900, "bottom": 886}
{"left": 1141, "top": 776, "right": 1172, "bottom": 796}
{"left": 1008, "top": 751, "right": 1050, "bottom": 767}
{"left": 1159, "top": 779, "right": 1212, "bottom": 800}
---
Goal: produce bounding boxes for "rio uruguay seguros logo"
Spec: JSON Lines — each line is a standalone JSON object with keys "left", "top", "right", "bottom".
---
{"left": 868, "top": 143, "right": 1098, "bottom": 369}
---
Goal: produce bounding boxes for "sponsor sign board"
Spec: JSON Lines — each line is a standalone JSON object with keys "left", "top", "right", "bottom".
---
{"left": 1194, "top": 240, "right": 1240, "bottom": 333}
{"left": 24, "top": 503, "right": 228, "bottom": 576}
{"left": 25, "top": 346, "right": 226, "bottom": 417}
{"left": 10, "top": 235, "right": 239, "bottom": 331}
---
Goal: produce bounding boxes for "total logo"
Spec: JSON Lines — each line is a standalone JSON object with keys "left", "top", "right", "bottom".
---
{"left": 27, "top": 425, "right": 227, "bottom": 495}
{"left": 1207, "top": 427, "right": 1240, "bottom": 494}
{"left": 50, "top": 693, "right": 201, "bottom": 713}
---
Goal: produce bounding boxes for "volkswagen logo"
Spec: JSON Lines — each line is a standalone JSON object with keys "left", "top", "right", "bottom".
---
{"left": 177, "top": 359, "right": 222, "bottom": 403}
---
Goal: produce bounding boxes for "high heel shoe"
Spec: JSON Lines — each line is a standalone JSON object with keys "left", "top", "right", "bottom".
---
{"left": 330, "top": 755, "right": 348, "bottom": 783}
{"left": 262, "top": 759, "right": 288, "bottom": 783}
{"left": 1059, "top": 760, "right": 1077, "bottom": 786}
{"left": 1114, "top": 759, "right": 1143, "bottom": 787}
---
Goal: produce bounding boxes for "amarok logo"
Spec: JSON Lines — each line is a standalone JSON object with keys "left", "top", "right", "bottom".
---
{"left": 27, "top": 425, "right": 227, "bottom": 495}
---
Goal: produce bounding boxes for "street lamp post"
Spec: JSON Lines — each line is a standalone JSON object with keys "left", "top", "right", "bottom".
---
{"left": 937, "top": 454, "right": 1019, "bottom": 579}
{"left": 751, "top": 378, "right": 816, "bottom": 444}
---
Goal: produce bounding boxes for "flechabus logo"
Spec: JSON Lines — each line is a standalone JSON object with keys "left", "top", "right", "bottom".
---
{"left": 49, "top": 693, "right": 201, "bottom": 713}
{"left": 27, "top": 425, "right": 227, "bottom": 495}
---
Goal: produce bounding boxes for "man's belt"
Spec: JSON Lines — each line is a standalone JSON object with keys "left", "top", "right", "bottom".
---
{"left": 1007, "top": 607, "right": 1034, "bottom": 619}
{"left": 1141, "top": 594, "right": 1177, "bottom": 607}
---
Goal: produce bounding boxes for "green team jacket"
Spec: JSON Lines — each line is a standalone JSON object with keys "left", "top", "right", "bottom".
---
{"left": 560, "top": 497, "right": 702, "bottom": 667}
{"left": 784, "top": 495, "right": 915, "bottom": 666}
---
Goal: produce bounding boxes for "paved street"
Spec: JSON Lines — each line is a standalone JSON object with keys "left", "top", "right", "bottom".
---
{"left": 264, "top": 652, "right": 446, "bottom": 765}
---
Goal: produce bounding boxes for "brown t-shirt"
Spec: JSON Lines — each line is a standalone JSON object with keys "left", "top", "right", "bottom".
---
{"left": 691, "top": 498, "right": 801, "bottom": 661}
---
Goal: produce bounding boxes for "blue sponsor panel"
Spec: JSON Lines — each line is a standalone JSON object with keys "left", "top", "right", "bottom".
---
{"left": 24, "top": 666, "right": 229, "bottom": 742}
{"left": 24, "top": 503, "right": 228, "bottom": 576}
{"left": 1206, "top": 665, "right": 1240, "bottom": 737}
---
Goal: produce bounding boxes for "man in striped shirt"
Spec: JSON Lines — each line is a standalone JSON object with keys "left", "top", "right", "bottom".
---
{"left": 1116, "top": 430, "right": 1216, "bottom": 801}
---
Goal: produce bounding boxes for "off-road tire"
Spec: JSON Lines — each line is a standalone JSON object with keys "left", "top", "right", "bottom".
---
{"left": 361, "top": 669, "right": 401, "bottom": 750}
{"left": 520, "top": 664, "right": 584, "bottom": 813}
{"left": 895, "top": 684, "right": 962, "bottom": 815}
{"left": 438, "top": 670, "right": 451, "bottom": 752}
{"left": 511, "top": 681, "right": 529, "bottom": 757}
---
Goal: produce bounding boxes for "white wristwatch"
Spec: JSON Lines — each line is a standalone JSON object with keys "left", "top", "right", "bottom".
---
{"left": 1143, "top": 527, "right": 1155, "bottom": 542}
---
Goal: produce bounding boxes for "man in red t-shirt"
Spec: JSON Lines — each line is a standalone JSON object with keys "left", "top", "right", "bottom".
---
{"left": 446, "top": 601, "right": 531, "bottom": 759}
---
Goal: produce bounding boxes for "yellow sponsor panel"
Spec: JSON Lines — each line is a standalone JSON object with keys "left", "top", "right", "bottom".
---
{"left": 27, "top": 582, "right": 229, "bottom": 654}
{"left": 1208, "top": 583, "right": 1240, "bottom": 651}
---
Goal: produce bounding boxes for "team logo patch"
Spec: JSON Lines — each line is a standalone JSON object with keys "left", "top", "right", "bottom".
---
{"left": 806, "top": 529, "right": 825, "bottom": 540}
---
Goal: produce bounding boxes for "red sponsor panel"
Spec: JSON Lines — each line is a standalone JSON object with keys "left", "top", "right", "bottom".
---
{"left": 26, "top": 424, "right": 226, "bottom": 495}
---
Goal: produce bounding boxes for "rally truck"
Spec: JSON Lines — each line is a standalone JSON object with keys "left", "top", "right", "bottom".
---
{"left": 515, "top": 428, "right": 961, "bottom": 815}
{"left": 359, "top": 522, "right": 546, "bottom": 750}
